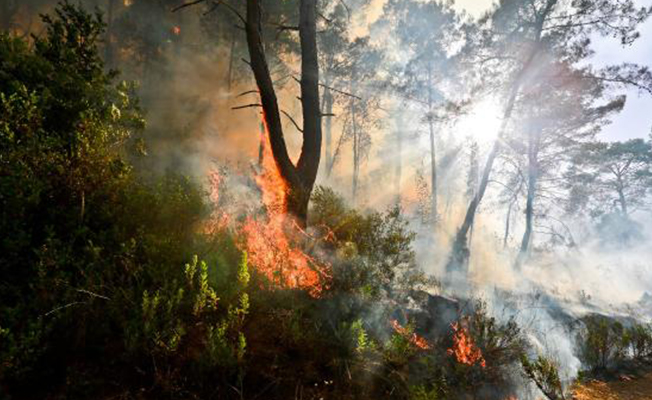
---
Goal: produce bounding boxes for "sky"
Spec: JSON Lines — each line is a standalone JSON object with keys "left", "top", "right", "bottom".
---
{"left": 453, "top": 0, "right": 652, "bottom": 142}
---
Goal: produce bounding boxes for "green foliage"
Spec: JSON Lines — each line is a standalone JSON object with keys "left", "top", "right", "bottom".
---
{"left": 625, "top": 323, "right": 652, "bottom": 360}
{"left": 409, "top": 384, "right": 442, "bottom": 400}
{"left": 577, "top": 315, "right": 627, "bottom": 371}
{"left": 521, "top": 354, "right": 565, "bottom": 400}
{"left": 310, "top": 186, "right": 434, "bottom": 299}
{"left": 132, "top": 254, "right": 249, "bottom": 369}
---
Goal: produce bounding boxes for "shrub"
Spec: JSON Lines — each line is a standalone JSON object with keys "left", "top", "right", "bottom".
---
{"left": 577, "top": 315, "right": 627, "bottom": 371}
{"left": 521, "top": 354, "right": 565, "bottom": 400}
{"left": 310, "top": 186, "right": 434, "bottom": 299}
{"left": 625, "top": 323, "right": 652, "bottom": 360}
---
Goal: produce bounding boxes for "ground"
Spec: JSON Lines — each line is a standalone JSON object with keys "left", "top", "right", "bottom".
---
{"left": 573, "top": 372, "right": 652, "bottom": 400}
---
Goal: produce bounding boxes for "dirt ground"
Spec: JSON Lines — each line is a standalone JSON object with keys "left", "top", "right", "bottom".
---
{"left": 572, "top": 372, "right": 652, "bottom": 400}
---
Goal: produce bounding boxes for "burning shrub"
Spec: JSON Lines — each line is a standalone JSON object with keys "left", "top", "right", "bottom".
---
{"left": 441, "top": 301, "right": 527, "bottom": 398}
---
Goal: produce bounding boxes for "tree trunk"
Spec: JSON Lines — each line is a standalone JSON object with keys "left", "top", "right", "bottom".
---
{"left": 323, "top": 86, "right": 334, "bottom": 178}
{"left": 427, "top": 67, "right": 437, "bottom": 225}
{"left": 395, "top": 113, "right": 403, "bottom": 206}
{"left": 517, "top": 126, "right": 541, "bottom": 266}
{"left": 245, "top": 0, "right": 321, "bottom": 226}
{"left": 446, "top": 0, "right": 555, "bottom": 273}
{"left": 446, "top": 105, "right": 511, "bottom": 272}
{"left": 227, "top": 31, "right": 236, "bottom": 92}
{"left": 257, "top": 120, "right": 265, "bottom": 167}
{"left": 350, "top": 86, "right": 359, "bottom": 203}
{"left": 504, "top": 198, "right": 514, "bottom": 248}
{"left": 616, "top": 182, "right": 628, "bottom": 216}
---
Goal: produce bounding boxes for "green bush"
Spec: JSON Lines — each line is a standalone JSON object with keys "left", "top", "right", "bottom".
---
{"left": 310, "top": 186, "right": 435, "bottom": 299}
{"left": 521, "top": 354, "right": 565, "bottom": 400}
{"left": 625, "top": 323, "right": 652, "bottom": 360}
{"left": 577, "top": 315, "right": 627, "bottom": 371}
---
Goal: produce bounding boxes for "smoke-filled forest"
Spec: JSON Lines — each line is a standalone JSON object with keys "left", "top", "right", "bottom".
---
{"left": 3, "top": 0, "right": 652, "bottom": 398}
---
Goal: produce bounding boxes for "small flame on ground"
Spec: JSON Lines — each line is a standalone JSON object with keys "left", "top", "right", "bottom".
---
{"left": 447, "top": 321, "right": 486, "bottom": 368}
{"left": 391, "top": 320, "right": 432, "bottom": 350}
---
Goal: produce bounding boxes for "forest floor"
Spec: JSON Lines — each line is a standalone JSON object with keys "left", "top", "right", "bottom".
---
{"left": 572, "top": 372, "right": 652, "bottom": 400}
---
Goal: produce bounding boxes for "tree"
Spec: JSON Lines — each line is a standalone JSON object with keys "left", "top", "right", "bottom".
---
{"left": 376, "top": 0, "right": 458, "bottom": 226}
{"left": 448, "top": 0, "right": 652, "bottom": 272}
{"left": 509, "top": 61, "right": 625, "bottom": 264}
{"left": 571, "top": 139, "right": 652, "bottom": 217}
{"left": 245, "top": 0, "right": 321, "bottom": 226}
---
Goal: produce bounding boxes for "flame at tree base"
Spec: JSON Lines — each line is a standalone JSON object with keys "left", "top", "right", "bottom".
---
{"left": 208, "top": 121, "right": 329, "bottom": 298}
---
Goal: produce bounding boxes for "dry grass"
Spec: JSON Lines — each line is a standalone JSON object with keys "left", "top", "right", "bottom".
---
{"left": 572, "top": 372, "right": 652, "bottom": 400}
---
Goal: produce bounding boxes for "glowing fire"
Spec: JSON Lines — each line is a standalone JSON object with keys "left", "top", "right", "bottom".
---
{"left": 447, "top": 321, "right": 486, "bottom": 368}
{"left": 391, "top": 320, "right": 431, "bottom": 350}
{"left": 208, "top": 117, "right": 329, "bottom": 297}
{"left": 171, "top": 26, "right": 181, "bottom": 36}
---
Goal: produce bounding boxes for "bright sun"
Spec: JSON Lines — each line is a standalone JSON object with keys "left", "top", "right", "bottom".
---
{"left": 455, "top": 100, "right": 503, "bottom": 144}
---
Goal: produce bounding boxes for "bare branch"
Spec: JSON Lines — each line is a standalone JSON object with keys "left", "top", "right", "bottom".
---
{"left": 236, "top": 89, "right": 259, "bottom": 97}
{"left": 172, "top": 0, "right": 206, "bottom": 12}
{"left": 212, "top": 0, "right": 245, "bottom": 24}
{"left": 232, "top": 103, "right": 262, "bottom": 110}
{"left": 292, "top": 76, "right": 362, "bottom": 100}
{"left": 320, "top": 83, "right": 361, "bottom": 100}
{"left": 281, "top": 110, "right": 303, "bottom": 133}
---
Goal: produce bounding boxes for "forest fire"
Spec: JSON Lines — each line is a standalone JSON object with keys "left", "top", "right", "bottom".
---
{"left": 448, "top": 321, "right": 486, "bottom": 368}
{"left": 208, "top": 122, "right": 329, "bottom": 297}
{"left": 5, "top": 0, "right": 652, "bottom": 398}
{"left": 391, "top": 319, "right": 432, "bottom": 350}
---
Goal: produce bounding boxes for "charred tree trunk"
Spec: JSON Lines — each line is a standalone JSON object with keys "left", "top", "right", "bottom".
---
{"left": 257, "top": 120, "right": 265, "bottom": 167}
{"left": 245, "top": 0, "right": 321, "bottom": 227}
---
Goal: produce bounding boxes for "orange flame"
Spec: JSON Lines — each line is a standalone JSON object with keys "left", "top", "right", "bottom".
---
{"left": 241, "top": 121, "right": 328, "bottom": 297}
{"left": 447, "top": 321, "right": 486, "bottom": 368}
{"left": 391, "top": 320, "right": 431, "bottom": 350}
{"left": 171, "top": 26, "right": 181, "bottom": 36}
{"left": 208, "top": 117, "right": 329, "bottom": 297}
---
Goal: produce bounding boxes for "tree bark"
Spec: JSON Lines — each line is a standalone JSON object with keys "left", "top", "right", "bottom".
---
{"left": 245, "top": 0, "right": 321, "bottom": 226}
